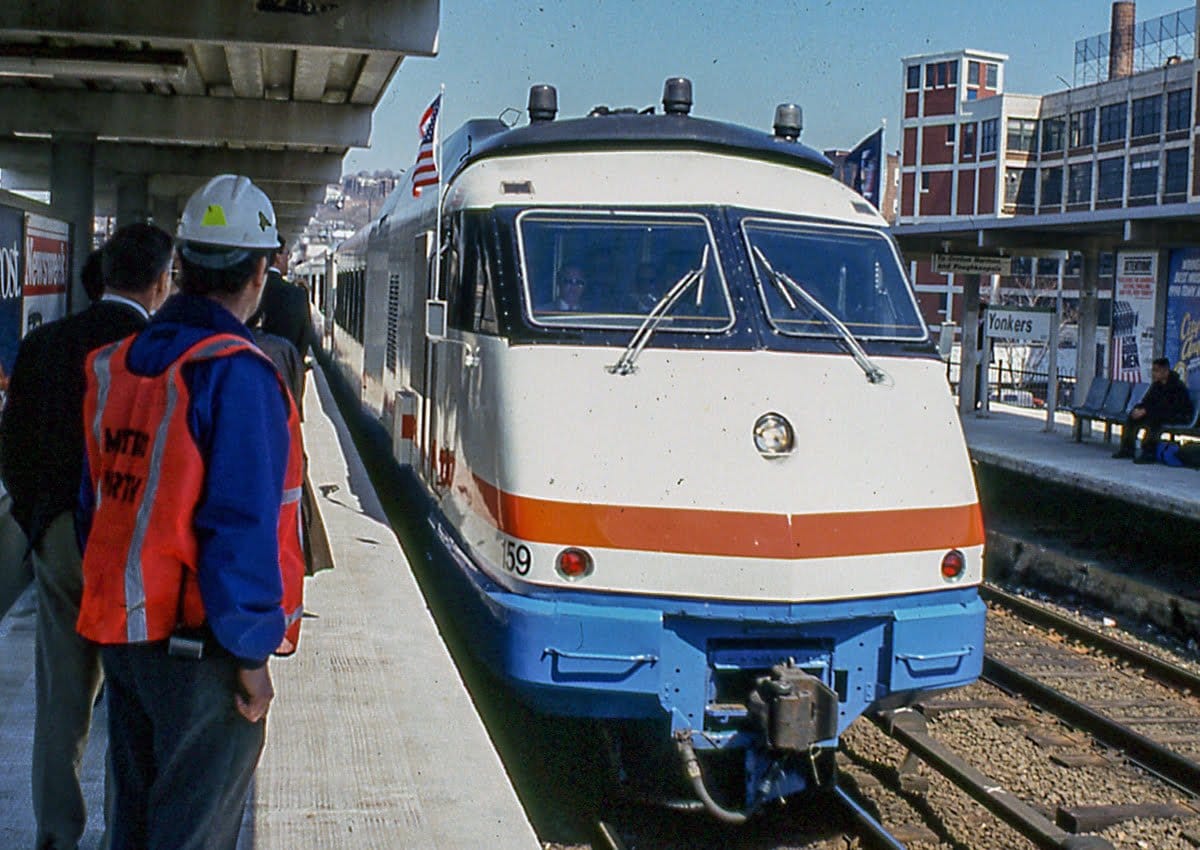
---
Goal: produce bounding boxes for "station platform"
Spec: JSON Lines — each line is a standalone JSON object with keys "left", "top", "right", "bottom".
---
{"left": 961, "top": 404, "right": 1200, "bottom": 522}
{"left": 961, "top": 403, "right": 1200, "bottom": 637}
{"left": 0, "top": 365, "right": 540, "bottom": 849}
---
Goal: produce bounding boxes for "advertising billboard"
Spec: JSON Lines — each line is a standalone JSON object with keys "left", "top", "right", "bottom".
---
{"left": 1110, "top": 251, "right": 1158, "bottom": 382}
{"left": 0, "top": 205, "right": 23, "bottom": 404}
{"left": 22, "top": 213, "right": 70, "bottom": 334}
{"left": 1164, "top": 247, "right": 1200, "bottom": 395}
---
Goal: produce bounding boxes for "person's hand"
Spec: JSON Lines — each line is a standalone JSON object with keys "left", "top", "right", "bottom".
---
{"left": 235, "top": 665, "right": 274, "bottom": 723}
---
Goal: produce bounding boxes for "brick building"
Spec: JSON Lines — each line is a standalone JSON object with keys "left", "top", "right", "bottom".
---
{"left": 898, "top": 3, "right": 1197, "bottom": 332}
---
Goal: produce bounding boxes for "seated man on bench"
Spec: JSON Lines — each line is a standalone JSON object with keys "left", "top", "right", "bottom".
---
{"left": 1113, "top": 357, "right": 1193, "bottom": 463}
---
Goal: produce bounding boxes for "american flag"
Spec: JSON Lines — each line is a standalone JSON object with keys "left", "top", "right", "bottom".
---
{"left": 412, "top": 94, "right": 441, "bottom": 198}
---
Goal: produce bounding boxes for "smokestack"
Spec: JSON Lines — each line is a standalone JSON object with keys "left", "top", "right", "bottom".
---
{"left": 1109, "top": 1, "right": 1135, "bottom": 80}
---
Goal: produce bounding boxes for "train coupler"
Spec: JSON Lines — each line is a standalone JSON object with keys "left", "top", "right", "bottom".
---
{"left": 746, "top": 660, "right": 839, "bottom": 752}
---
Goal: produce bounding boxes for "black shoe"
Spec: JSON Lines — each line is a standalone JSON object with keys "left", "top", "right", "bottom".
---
{"left": 1133, "top": 453, "right": 1156, "bottom": 465}
{"left": 1112, "top": 449, "right": 1134, "bottom": 459}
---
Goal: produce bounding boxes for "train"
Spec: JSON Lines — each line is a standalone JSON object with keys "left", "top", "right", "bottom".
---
{"left": 299, "top": 78, "right": 986, "bottom": 820}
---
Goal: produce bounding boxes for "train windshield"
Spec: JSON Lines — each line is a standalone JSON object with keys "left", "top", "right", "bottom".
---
{"left": 517, "top": 210, "right": 734, "bottom": 331}
{"left": 742, "top": 218, "right": 926, "bottom": 340}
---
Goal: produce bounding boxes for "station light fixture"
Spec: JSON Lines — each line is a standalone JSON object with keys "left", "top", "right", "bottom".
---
{"left": 0, "top": 46, "right": 188, "bottom": 84}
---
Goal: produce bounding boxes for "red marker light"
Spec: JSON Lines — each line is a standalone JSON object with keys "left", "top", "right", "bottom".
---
{"left": 556, "top": 548, "right": 593, "bottom": 580}
{"left": 941, "top": 549, "right": 966, "bottom": 581}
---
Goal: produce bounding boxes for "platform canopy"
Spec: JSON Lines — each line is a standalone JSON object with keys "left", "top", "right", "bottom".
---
{"left": 0, "top": 0, "right": 438, "bottom": 244}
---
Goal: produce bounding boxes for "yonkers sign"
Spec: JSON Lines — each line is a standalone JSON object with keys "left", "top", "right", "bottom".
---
{"left": 984, "top": 306, "right": 1052, "bottom": 344}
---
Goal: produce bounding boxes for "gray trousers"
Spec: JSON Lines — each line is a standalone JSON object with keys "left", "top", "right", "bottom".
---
{"left": 101, "top": 641, "right": 265, "bottom": 850}
{"left": 32, "top": 511, "right": 104, "bottom": 850}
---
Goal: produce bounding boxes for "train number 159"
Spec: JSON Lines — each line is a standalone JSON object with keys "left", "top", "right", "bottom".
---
{"left": 504, "top": 540, "right": 532, "bottom": 575}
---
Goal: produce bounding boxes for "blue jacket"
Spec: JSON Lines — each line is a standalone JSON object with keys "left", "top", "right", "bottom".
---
{"left": 80, "top": 294, "right": 292, "bottom": 667}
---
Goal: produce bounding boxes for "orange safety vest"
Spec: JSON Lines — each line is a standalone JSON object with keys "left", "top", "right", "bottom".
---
{"left": 78, "top": 332, "right": 305, "bottom": 655}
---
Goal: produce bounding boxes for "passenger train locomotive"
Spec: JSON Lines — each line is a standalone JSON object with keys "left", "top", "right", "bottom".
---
{"left": 311, "top": 79, "right": 986, "bottom": 820}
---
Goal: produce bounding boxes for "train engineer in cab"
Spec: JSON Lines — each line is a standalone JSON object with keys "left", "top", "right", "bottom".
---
{"left": 76, "top": 174, "right": 305, "bottom": 849}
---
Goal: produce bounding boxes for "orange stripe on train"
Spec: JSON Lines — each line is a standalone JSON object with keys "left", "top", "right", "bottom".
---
{"left": 472, "top": 474, "right": 984, "bottom": 559}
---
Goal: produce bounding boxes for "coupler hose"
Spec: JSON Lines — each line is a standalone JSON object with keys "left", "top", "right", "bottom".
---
{"left": 674, "top": 732, "right": 749, "bottom": 825}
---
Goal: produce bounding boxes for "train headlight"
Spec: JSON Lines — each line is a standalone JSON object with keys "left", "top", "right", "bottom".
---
{"left": 556, "top": 548, "right": 594, "bottom": 580}
{"left": 941, "top": 549, "right": 966, "bottom": 581}
{"left": 753, "top": 412, "right": 794, "bottom": 457}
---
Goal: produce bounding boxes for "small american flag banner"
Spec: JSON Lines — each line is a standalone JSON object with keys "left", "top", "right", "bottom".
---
{"left": 412, "top": 94, "right": 442, "bottom": 198}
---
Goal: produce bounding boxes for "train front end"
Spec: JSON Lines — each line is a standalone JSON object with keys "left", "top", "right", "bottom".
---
{"left": 425, "top": 107, "right": 985, "bottom": 817}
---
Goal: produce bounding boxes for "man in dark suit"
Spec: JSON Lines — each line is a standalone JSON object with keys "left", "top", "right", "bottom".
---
{"left": 0, "top": 222, "right": 172, "bottom": 850}
{"left": 254, "top": 237, "right": 315, "bottom": 412}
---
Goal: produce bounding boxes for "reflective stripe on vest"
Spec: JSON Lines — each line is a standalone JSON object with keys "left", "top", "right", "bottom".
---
{"left": 79, "top": 332, "right": 305, "bottom": 652}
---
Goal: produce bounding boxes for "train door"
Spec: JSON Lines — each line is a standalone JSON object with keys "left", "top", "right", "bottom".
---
{"left": 414, "top": 230, "right": 438, "bottom": 487}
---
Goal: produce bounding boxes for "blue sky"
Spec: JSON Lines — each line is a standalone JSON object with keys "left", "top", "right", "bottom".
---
{"left": 344, "top": 0, "right": 1194, "bottom": 173}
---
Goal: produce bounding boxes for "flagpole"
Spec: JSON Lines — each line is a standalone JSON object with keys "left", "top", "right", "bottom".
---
{"left": 432, "top": 84, "right": 446, "bottom": 299}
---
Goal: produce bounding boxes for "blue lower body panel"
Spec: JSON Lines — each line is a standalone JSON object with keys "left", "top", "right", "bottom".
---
{"left": 437, "top": 523, "right": 985, "bottom": 747}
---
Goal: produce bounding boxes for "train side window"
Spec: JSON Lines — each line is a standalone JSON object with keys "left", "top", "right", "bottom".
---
{"left": 472, "top": 223, "right": 499, "bottom": 335}
{"left": 441, "top": 218, "right": 468, "bottom": 331}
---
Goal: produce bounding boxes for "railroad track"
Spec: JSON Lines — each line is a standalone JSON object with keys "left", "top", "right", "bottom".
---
{"left": 862, "top": 584, "right": 1200, "bottom": 850}
{"left": 587, "top": 783, "right": 906, "bottom": 850}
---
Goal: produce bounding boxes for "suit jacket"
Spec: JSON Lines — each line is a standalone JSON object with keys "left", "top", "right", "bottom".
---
{"left": 0, "top": 300, "right": 147, "bottom": 544}
{"left": 258, "top": 271, "right": 315, "bottom": 358}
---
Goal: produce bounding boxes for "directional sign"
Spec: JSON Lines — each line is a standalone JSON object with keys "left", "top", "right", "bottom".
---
{"left": 933, "top": 254, "right": 1013, "bottom": 276}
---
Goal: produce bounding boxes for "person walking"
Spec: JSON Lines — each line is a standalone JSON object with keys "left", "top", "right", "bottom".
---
{"left": 0, "top": 223, "right": 173, "bottom": 850}
{"left": 77, "top": 174, "right": 305, "bottom": 850}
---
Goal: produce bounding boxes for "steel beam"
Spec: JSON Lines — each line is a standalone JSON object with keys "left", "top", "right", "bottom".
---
{"left": 0, "top": 89, "right": 372, "bottom": 148}
{"left": 0, "top": 140, "right": 346, "bottom": 185}
{"left": 148, "top": 175, "right": 328, "bottom": 206}
{"left": 0, "top": 1, "right": 439, "bottom": 56}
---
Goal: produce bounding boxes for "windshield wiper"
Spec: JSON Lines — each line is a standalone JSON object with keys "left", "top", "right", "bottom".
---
{"left": 751, "top": 245, "right": 890, "bottom": 385}
{"left": 607, "top": 245, "right": 709, "bottom": 376}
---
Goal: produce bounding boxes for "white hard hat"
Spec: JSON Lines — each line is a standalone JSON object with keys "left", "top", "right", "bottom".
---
{"left": 177, "top": 174, "right": 278, "bottom": 267}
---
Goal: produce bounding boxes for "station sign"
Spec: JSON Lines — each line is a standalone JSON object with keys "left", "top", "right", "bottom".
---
{"left": 984, "top": 306, "right": 1052, "bottom": 344}
{"left": 933, "top": 254, "right": 1013, "bottom": 276}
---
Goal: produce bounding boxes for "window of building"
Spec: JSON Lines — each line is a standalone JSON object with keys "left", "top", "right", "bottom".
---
{"left": 1006, "top": 118, "right": 1037, "bottom": 152}
{"left": 1165, "top": 147, "right": 1189, "bottom": 194}
{"left": 946, "top": 123, "right": 956, "bottom": 144}
{"left": 985, "top": 64, "right": 998, "bottom": 88}
{"left": 968, "top": 61, "right": 980, "bottom": 86}
{"left": 920, "top": 172, "right": 931, "bottom": 192}
{"left": 1041, "top": 166, "right": 1063, "bottom": 206}
{"left": 1128, "top": 152, "right": 1159, "bottom": 198}
{"left": 925, "top": 61, "right": 957, "bottom": 89}
{"left": 1098, "top": 102, "right": 1127, "bottom": 143}
{"left": 906, "top": 65, "right": 921, "bottom": 90}
{"left": 1041, "top": 117, "right": 1065, "bottom": 153}
{"left": 1097, "top": 156, "right": 1124, "bottom": 201}
{"left": 1130, "top": 95, "right": 1161, "bottom": 138}
{"left": 960, "top": 122, "right": 977, "bottom": 157}
{"left": 967, "top": 89, "right": 978, "bottom": 102}
{"left": 981, "top": 118, "right": 998, "bottom": 153}
{"left": 1068, "top": 161, "right": 1092, "bottom": 203}
{"left": 1070, "top": 108, "right": 1095, "bottom": 147}
{"left": 1004, "top": 168, "right": 1036, "bottom": 206}
{"left": 1167, "top": 88, "right": 1191, "bottom": 131}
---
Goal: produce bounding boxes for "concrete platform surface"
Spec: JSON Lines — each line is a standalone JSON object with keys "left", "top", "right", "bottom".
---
{"left": 960, "top": 405, "right": 1200, "bottom": 521}
{"left": 0, "top": 364, "right": 540, "bottom": 849}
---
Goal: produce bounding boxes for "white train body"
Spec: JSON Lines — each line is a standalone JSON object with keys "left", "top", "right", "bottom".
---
{"left": 319, "top": 93, "right": 984, "bottom": 814}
